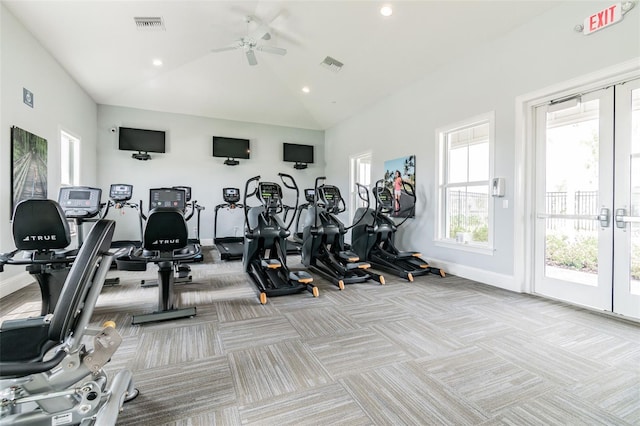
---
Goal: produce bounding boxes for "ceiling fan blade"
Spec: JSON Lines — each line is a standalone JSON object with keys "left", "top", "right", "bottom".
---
{"left": 246, "top": 49, "right": 258, "bottom": 66}
{"left": 211, "top": 46, "right": 239, "bottom": 53}
{"left": 256, "top": 45, "right": 287, "bottom": 56}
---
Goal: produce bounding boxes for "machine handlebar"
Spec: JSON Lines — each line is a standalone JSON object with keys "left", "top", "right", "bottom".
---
{"left": 279, "top": 173, "right": 299, "bottom": 231}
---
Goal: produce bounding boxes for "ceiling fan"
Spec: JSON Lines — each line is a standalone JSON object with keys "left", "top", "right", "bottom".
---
{"left": 211, "top": 16, "right": 287, "bottom": 66}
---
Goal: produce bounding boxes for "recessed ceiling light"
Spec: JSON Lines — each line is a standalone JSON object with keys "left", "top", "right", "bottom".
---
{"left": 152, "top": 59, "right": 163, "bottom": 67}
{"left": 380, "top": 5, "right": 393, "bottom": 17}
{"left": 302, "top": 86, "right": 310, "bottom": 93}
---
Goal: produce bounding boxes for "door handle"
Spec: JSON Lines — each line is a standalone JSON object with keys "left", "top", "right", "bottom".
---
{"left": 612, "top": 208, "right": 640, "bottom": 228}
{"left": 615, "top": 208, "right": 626, "bottom": 228}
{"left": 598, "top": 207, "right": 610, "bottom": 228}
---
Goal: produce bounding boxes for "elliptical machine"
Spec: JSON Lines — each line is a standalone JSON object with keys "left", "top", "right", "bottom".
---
{"left": 351, "top": 179, "right": 445, "bottom": 280}
{"left": 243, "top": 174, "right": 318, "bottom": 304}
{"left": 300, "top": 177, "right": 385, "bottom": 289}
{"left": 284, "top": 188, "right": 315, "bottom": 253}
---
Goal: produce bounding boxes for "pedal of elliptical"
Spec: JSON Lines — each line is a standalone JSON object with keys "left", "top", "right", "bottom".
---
{"left": 345, "top": 262, "right": 370, "bottom": 270}
{"left": 396, "top": 251, "right": 419, "bottom": 259}
{"left": 261, "top": 259, "right": 281, "bottom": 269}
{"left": 289, "top": 271, "right": 313, "bottom": 284}
{"left": 338, "top": 250, "right": 360, "bottom": 262}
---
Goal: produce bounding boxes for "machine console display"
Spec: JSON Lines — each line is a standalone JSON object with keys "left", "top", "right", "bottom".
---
{"left": 375, "top": 187, "right": 394, "bottom": 208}
{"left": 149, "top": 188, "right": 186, "bottom": 210}
{"left": 58, "top": 186, "right": 102, "bottom": 218}
{"left": 109, "top": 184, "right": 133, "bottom": 202}
{"left": 223, "top": 187, "right": 241, "bottom": 204}
{"left": 258, "top": 182, "right": 282, "bottom": 204}
{"left": 173, "top": 186, "right": 191, "bottom": 202}
{"left": 304, "top": 188, "right": 315, "bottom": 203}
{"left": 319, "top": 185, "right": 341, "bottom": 206}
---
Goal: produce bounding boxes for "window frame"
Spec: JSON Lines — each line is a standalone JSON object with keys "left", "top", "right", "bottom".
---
{"left": 435, "top": 111, "right": 495, "bottom": 255}
{"left": 60, "top": 129, "right": 80, "bottom": 187}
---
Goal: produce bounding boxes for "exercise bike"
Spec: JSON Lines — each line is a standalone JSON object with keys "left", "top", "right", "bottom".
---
{"left": 0, "top": 202, "right": 137, "bottom": 425}
{"left": 0, "top": 199, "right": 76, "bottom": 315}
{"left": 3, "top": 186, "right": 113, "bottom": 314}
{"left": 118, "top": 187, "right": 201, "bottom": 324}
{"left": 351, "top": 179, "right": 445, "bottom": 280}
{"left": 300, "top": 177, "right": 385, "bottom": 289}
{"left": 243, "top": 174, "right": 318, "bottom": 304}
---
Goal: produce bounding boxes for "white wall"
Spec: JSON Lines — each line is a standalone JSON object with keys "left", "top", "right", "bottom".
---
{"left": 324, "top": 2, "right": 640, "bottom": 291}
{"left": 0, "top": 4, "right": 98, "bottom": 297}
{"left": 97, "top": 105, "right": 324, "bottom": 244}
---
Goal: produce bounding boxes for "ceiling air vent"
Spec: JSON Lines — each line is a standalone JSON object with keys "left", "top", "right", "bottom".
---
{"left": 320, "top": 56, "right": 344, "bottom": 73}
{"left": 134, "top": 17, "right": 165, "bottom": 31}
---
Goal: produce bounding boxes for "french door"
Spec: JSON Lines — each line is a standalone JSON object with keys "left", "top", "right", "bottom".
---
{"left": 534, "top": 79, "right": 640, "bottom": 320}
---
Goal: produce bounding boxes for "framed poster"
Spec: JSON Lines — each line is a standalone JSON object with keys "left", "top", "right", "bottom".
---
{"left": 384, "top": 155, "right": 415, "bottom": 218}
{"left": 11, "top": 126, "right": 48, "bottom": 215}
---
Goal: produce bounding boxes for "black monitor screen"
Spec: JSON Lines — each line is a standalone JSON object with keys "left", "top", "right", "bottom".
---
{"left": 213, "top": 137, "right": 250, "bottom": 159}
{"left": 149, "top": 188, "right": 186, "bottom": 210}
{"left": 283, "top": 143, "right": 314, "bottom": 164}
{"left": 223, "top": 188, "right": 241, "bottom": 203}
{"left": 119, "top": 127, "right": 166, "bottom": 153}
{"left": 110, "top": 184, "right": 133, "bottom": 202}
{"left": 304, "top": 188, "right": 315, "bottom": 203}
{"left": 69, "top": 190, "right": 91, "bottom": 200}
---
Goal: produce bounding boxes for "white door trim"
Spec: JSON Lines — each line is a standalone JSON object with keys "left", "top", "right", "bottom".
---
{"left": 514, "top": 58, "right": 640, "bottom": 295}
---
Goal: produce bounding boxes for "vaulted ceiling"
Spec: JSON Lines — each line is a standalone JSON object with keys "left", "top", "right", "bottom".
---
{"left": 3, "top": 1, "right": 563, "bottom": 130}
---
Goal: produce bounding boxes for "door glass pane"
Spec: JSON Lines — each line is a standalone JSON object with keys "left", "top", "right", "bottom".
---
{"left": 544, "top": 99, "right": 600, "bottom": 285}
{"left": 629, "top": 88, "right": 640, "bottom": 295}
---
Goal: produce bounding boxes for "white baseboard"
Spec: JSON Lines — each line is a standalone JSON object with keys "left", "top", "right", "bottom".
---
{"left": 429, "top": 258, "right": 523, "bottom": 293}
{"left": 0, "top": 272, "right": 35, "bottom": 299}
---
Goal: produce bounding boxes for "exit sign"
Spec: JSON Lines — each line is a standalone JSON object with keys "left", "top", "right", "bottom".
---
{"left": 583, "top": 3, "right": 623, "bottom": 35}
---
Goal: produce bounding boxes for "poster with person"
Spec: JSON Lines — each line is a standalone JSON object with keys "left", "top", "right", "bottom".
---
{"left": 383, "top": 155, "right": 415, "bottom": 218}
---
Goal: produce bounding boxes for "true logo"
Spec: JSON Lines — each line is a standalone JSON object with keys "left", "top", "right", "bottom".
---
{"left": 23, "top": 235, "right": 57, "bottom": 241}
{"left": 152, "top": 239, "right": 180, "bottom": 245}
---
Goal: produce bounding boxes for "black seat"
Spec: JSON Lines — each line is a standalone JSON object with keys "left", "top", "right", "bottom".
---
{"left": 143, "top": 208, "right": 189, "bottom": 252}
{"left": 12, "top": 199, "right": 71, "bottom": 251}
{"left": 132, "top": 207, "right": 199, "bottom": 325}
{"left": 0, "top": 219, "right": 114, "bottom": 376}
{"left": 0, "top": 218, "right": 137, "bottom": 424}
{"left": 10, "top": 199, "right": 74, "bottom": 315}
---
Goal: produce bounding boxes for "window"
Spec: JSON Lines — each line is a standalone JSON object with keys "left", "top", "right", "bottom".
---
{"left": 348, "top": 152, "right": 372, "bottom": 243}
{"left": 60, "top": 130, "right": 80, "bottom": 186}
{"left": 436, "top": 112, "right": 494, "bottom": 251}
{"left": 350, "top": 152, "right": 372, "bottom": 214}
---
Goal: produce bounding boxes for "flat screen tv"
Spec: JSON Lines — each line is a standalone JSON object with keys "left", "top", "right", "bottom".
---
{"left": 118, "top": 127, "right": 166, "bottom": 153}
{"left": 283, "top": 143, "right": 314, "bottom": 164}
{"left": 212, "top": 136, "right": 250, "bottom": 159}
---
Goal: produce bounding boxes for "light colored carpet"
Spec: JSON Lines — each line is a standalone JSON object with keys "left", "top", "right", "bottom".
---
{"left": 1, "top": 246, "right": 639, "bottom": 425}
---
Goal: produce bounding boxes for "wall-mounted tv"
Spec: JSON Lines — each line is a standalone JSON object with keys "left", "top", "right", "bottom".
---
{"left": 212, "top": 136, "right": 250, "bottom": 159}
{"left": 283, "top": 143, "right": 314, "bottom": 168}
{"left": 118, "top": 127, "right": 166, "bottom": 153}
